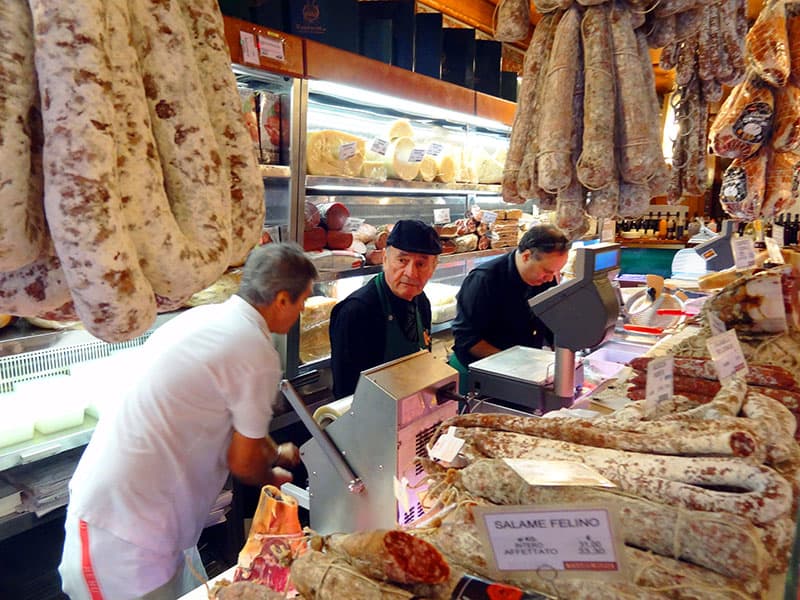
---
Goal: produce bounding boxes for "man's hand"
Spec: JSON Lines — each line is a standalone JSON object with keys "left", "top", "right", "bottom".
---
{"left": 275, "top": 442, "right": 301, "bottom": 469}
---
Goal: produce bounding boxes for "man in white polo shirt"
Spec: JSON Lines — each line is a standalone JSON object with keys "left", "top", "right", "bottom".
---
{"left": 59, "top": 243, "right": 317, "bottom": 600}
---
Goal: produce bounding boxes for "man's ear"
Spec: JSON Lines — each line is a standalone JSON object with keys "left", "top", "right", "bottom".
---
{"left": 275, "top": 290, "right": 290, "bottom": 306}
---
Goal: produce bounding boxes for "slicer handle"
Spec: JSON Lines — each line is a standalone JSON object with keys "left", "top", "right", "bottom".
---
{"left": 280, "top": 379, "right": 365, "bottom": 495}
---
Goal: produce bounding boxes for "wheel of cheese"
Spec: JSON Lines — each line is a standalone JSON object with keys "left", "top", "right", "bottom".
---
{"left": 416, "top": 155, "right": 437, "bottom": 182}
{"left": 435, "top": 155, "right": 457, "bottom": 184}
{"left": 384, "top": 137, "right": 420, "bottom": 181}
{"left": 387, "top": 118, "right": 414, "bottom": 140}
{"left": 306, "top": 130, "right": 365, "bottom": 177}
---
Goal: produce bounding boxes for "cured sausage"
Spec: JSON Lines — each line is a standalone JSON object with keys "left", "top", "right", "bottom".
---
{"left": 537, "top": 6, "right": 581, "bottom": 193}
{"left": 772, "top": 83, "right": 800, "bottom": 153}
{"left": 586, "top": 179, "right": 618, "bottom": 219}
{"left": 746, "top": 0, "right": 790, "bottom": 87}
{"left": 788, "top": 2, "right": 800, "bottom": 86}
{"left": 576, "top": 5, "right": 616, "bottom": 191}
{"left": 646, "top": 13, "right": 676, "bottom": 49}
{"left": 618, "top": 182, "right": 650, "bottom": 218}
{"left": 494, "top": 0, "right": 530, "bottom": 42}
{"left": 555, "top": 177, "right": 586, "bottom": 239}
{"left": 178, "top": 0, "right": 265, "bottom": 266}
{"left": 503, "top": 12, "right": 559, "bottom": 204}
{"left": 0, "top": 0, "right": 45, "bottom": 271}
{"left": 720, "top": 150, "right": 767, "bottom": 221}
{"left": 762, "top": 150, "right": 800, "bottom": 220}
{"left": 629, "top": 356, "right": 799, "bottom": 389}
{"left": 0, "top": 250, "right": 72, "bottom": 315}
{"left": 30, "top": 0, "right": 157, "bottom": 342}
{"left": 718, "top": 0, "right": 746, "bottom": 86}
{"left": 709, "top": 74, "right": 774, "bottom": 160}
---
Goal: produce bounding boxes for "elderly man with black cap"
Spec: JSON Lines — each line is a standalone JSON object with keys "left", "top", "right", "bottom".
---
{"left": 329, "top": 219, "right": 442, "bottom": 399}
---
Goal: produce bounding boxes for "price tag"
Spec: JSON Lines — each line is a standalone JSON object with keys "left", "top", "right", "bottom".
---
{"left": 732, "top": 237, "right": 756, "bottom": 269}
{"left": 766, "top": 237, "right": 785, "bottom": 264}
{"left": 239, "top": 32, "right": 260, "bottom": 65}
{"left": 370, "top": 137, "right": 389, "bottom": 156}
{"left": 601, "top": 218, "right": 616, "bottom": 242}
{"left": 707, "top": 312, "right": 727, "bottom": 336}
{"left": 258, "top": 34, "right": 285, "bottom": 61}
{"left": 482, "top": 211, "right": 498, "bottom": 225}
{"left": 706, "top": 329, "right": 749, "bottom": 382}
{"left": 433, "top": 208, "right": 451, "bottom": 225}
{"left": 339, "top": 142, "right": 357, "bottom": 160}
{"left": 426, "top": 142, "right": 444, "bottom": 157}
{"left": 644, "top": 356, "right": 673, "bottom": 416}
{"left": 772, "top": 223, "right": 785, "bottom": 247}
{"left": 408, "top": 147, "right": 426, "bottom": 163}
{"left": 429, "top": 426, "right": 465, "bottom": 462}
{"left": 473, "top": 505, "right": 624, "bottom": 576}
{"left": 393, "top": 476, "right": 410, "bottom": 514}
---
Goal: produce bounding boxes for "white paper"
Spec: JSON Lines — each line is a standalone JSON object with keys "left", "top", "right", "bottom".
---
{"left": 239, "top": 32, "right": 259, "bottom": 65}
{"left": 339, "top": 142, "right": 357, "bottom": 160}
{"left": 429, "top": 426, "right": 465, "bottom": 463}
{"left": 370, "top": 137, "right": 389, "bottom": 155}
{"left": 706, "top": 329, "right": 749, "bottom": 381}
{"left": 732, "top": 237, "right": 756, "bottom": 269}
{"left": 408, "top": 148, "right": 425, "bottom": 163}
{"left": 772, "top": 224, "right": 785, "bottom": 247}
{"left": 601, "top": 219, "right": 616, "bottom": 242}
{"left": 766, "top": 238, "right": 785, "bottom": 264}
{"left": 258, "top": 34, "right": 285, "bottom": 61}
{"left": 503, "top": 459, "right": 616, "bottom": 488}
{"left": 644, "top": 356, "right": 673, "bottom": 416}
{"left": 393, "top": 476, "right": 410, "bottom": 514}
{"left": 433, "top": 208, "right": 451, "bottom": 225}
{"left": 426, "top": 142, "right": 444, "bottom": 157}
{"left": 482, "top": 211, "right": 498, "bottom": 225}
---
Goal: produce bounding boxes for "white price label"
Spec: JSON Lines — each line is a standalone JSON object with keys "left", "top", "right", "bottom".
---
{"left": 339, "top": 142, "right": 357, "bottom": 160}
{"left": 766, "top": 237, "right": 785, "bottom": 264}
{"left": 429, "top": 426, "right": 465, "bottom": 463}
{"left": 474, "top": 505, "right": 623, "bottom": 575}
{"left": 732, "top": 237, "right": 756, "bottom": 269}
{"left": 426, "top": 142, "right": 444, "bottom": 157}
{"left": 239, "top": 32, "right": 260, "bottom": 65}
{"left": 772, "top": 224, "right": 785, "bottom": 247}
{"left": 707, "top": 312, "right": 727, "bottom": 336}
{"left": 433, "top": 208, "right": 451, "bottom": 225}
{"left": 258, "top": 34, "right": 285, "bottom": 61}
{"left": 408, "top": 147, "right": 426, "bottom": 163}
{"left": 706, "top": 329, "right": 749, "bottom": 382}
{"left": 601, "top": 219, "right": 616, "bottom": 242}
{"left": 393, "top": 476, "right": 410, "bottom": 514}
{"left": 370, "top": 137, "right": 389, "bottom": 155}
{"left": 644, "top": 356, "right": 673, "bottom": 416}
{"left": 482, "top": 211, "right": 498, "bottom": 225}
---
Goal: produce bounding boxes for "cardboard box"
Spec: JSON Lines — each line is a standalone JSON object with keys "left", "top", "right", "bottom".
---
{"left": 414, "top": 12, "right": 442, "bottom": 79}
{"left": 358, "top": 0, "right": 415, "bottom": 70}
{"left": 288, "top": 0, "right": 359, "bottom": 54}
{"left": 441, "top": 28, "right": 475, "bottom": 89}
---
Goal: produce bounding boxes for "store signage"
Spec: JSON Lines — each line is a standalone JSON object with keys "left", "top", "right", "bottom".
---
{"left": 428, "top": 426, "right": 464, "bottom": 462}
{"left": 601, "top": 218, "right": 616, "bottom": 242}
{"left": 732, "top": 237, "right": 756, "bottom": 269}
{"left": 239, "top": 32, "right": 260, "bottom": 65}
{"left": 426, "top": 142, "right": 444, "bottom": 157}
{"left": 258, "top": 33, "right": 285, "bottom": 62}
{"left": 408, "top": 147, "right": 426, "bottom": 163}
{"left": 473, "top": 505, "right": 624, "bottom": 578}
{"left": 766, "top": 238, "right": 785, "bottom": 264}
{"left": 707, "top": 329, "right": 749, "bottom": 382}
{"left": 338, "top": 142, "right": 357, "bottom": 160}
{"left": 433, "top": 208, "right": 451, "bottom": 225}
{"left": 370, "top": 137, "right": 389, "bottom": 156}
{"left": 645, "top": 355, "right": 673, "bottom": 416}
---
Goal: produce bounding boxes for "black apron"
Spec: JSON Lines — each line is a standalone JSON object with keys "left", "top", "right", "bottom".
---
{"left": 374, "top": 273, "right": 430, "bottom": 363}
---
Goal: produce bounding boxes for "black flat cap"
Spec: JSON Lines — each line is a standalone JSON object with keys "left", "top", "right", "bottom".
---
{"left": 386, "top": 220, "right": 442, "bottom": 255}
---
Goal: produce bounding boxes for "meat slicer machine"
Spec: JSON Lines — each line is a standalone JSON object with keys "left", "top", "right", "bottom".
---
{"left": 466, "top": 243, "right": 622, "bottom": 414}
{"left": 280, "top": 350, "right": 459, "bottom": 534}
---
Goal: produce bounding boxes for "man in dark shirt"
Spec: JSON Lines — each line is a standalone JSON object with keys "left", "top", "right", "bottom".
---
{"left": 329, "top": 220, "right": 441, "bottom": 399}
{"left": 451, "top": 224, "right": 570, "bottom": 371}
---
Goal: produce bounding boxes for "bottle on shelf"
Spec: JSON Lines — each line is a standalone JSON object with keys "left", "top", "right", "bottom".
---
{"left": 753, "top": 219, "right": 767, "bottom": 251}
{"left": 645, "top": 211, "right": 655, "bottom": 238}
{"left": 687, "top": 213, "right": 701, "bottom": 238}
{"left": 657, "top": 211, "right": 667, "bottom": 239}
{"left": 666, "top": 212, "right": 676, "bottom": 239}
{"left": 708, "top": 217, "right": 718, "bottom": 233}
{"left": 791, "top": 214, "right": 800, "bottom": 245}
{"left": 676, "top": 212, "right": 685, "bottom": 240}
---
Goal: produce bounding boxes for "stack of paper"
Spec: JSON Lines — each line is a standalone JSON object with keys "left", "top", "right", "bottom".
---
{"left": 0, "top": 478, "right": 22, "bottom": 518}
{"left": 4, "top": 453, "right": 79, "bottom": 517}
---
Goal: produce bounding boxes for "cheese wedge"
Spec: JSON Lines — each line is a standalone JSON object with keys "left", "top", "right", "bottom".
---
{"left": 417, "top": 154, "right": 437, "bottom": 182}
{"left": 306, "top": 130, "right": 366, "bottom": 177}
{"left": 385, "top": 136, "right": 420, "bottom": 181}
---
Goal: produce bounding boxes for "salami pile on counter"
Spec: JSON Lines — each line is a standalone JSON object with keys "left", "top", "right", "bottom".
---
{"left": 0, "top": 0, "right": 264, "bottom": 342}
{"left": 709, "top": 0, "right": 800, "bottom": 221}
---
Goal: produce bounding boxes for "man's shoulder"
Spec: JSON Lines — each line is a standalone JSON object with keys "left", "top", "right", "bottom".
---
{"left": 331, "top": 281, "right": 381, "bottom": 319}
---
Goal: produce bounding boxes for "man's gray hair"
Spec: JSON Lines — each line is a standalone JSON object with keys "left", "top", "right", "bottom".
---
{"left": 237, "top": 243, "right": 318, "bottom": 307}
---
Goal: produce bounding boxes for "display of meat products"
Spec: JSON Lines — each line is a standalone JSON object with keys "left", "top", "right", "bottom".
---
{"left": 317, "top": 202, "right": 350, "bottom": 230}
{"left": 788, "top": 2, "right": 800, "bottom": 87}
{"left": 747, "top": 0, "right": 790, "bottom": 88}
{"left": 0, "top": 0, "right": 45, "bottom": 271}
{"left": 322, "top": 529, "right": 450, "bottom": 585}
{"left": 325, "top": 230, "right": 353, "bottom": 251}
{"left": 635, "top": 29, "right": 669, "bottom": 197}
{"left": 720, "top": 150, "right": 768, "bottom": 221}
{"left": 493, "top": 0, "right": 530, "bottom": 42}
{"left": 706, "top": 268, "right": 788, "bottom": 334}
{"left": 645, "top": 13, "right": 676, "bottom": 49}
{"left": 586, "top": 179, "right": 618, "bottom": 219}
{"left": 503, "top": 11, "right": 559, "bottom": 204}
{"left": 629, "top": 356, "right": 799, "bottom": 389}
{"left": 555, "top": 176, "right": 587, "bottom": 240}
{"left": 106, "top": 0, "right": 231, "bottom": 307}
{"left": 456, "top": 428, "right": 794, "bottom": 525}
{"left": 302, "top": 227, "right": 326, "bottom": 252}
{"left": 626, "top": 386, "right": 715, "bottom": 406}
{"left": 304, "top": 201, "right": 321, "bottom": 231}
{"left": 435, "top": 411, "right": 764, "bottom": 459}
{"left": 30, "top": 0, "right": 158, "bottom": 342}
{"left": 432, "top": 458, "right": 770, "bottom": 584}
{"left": 709, "top": 73, "right": 775, "bottom": 160}
{"left": 537, "top": 5, "right": 581, "bottom": 193}
{"left": 771, "top": 83, "right": 800, "bottom": 153}
{"left": 576, "top": 5, "right": 616, "bottom": 191}
{"left": 719, "top": 0, "right": 747, "bottom": 86}
{"left": 0, "top": 250, "right": 72, "bottom": 315}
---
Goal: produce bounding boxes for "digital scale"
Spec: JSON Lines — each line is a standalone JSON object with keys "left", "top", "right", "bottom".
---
{"left": 467, "top": 243, "right": 622, "bottom": 414}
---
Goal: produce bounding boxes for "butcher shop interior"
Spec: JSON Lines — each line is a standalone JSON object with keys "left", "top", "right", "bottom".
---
{"left": 2, "top": 0, "right": 800, "bottom": 598}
